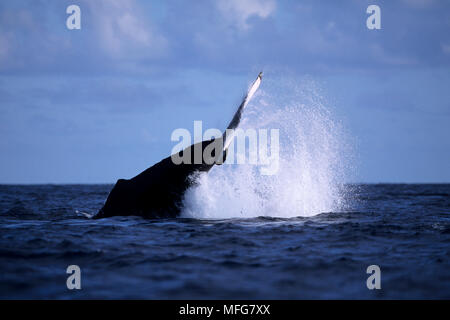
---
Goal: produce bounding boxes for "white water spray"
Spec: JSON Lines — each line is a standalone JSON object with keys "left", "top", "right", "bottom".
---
{"left": 182, "top": 76, "right": 353, "bottom": 219}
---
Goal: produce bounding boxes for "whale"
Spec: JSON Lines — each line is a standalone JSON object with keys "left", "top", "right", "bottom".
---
{"left": 94, "top": 72, "right": 262, "bottom": 219}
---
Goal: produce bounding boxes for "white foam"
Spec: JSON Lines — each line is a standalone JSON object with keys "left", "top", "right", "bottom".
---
{"left": 181, "top": 76, "right": 353, "bottom": 219}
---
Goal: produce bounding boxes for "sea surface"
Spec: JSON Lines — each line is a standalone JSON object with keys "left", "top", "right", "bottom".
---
{"left": 0, "top": 184, "right": 449, "bottom": 299}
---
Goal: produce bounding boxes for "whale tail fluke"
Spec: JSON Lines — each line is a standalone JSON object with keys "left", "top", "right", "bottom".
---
{"left": 222, "top": 72, "right": 262, "bottom": 151}
{"left": 226, "top": 72, "right": 262, "bottom": 131}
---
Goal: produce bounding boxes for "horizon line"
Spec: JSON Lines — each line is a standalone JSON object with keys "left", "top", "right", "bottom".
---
{"left": 0, "top": 182, "right": 449, "bottom": 186}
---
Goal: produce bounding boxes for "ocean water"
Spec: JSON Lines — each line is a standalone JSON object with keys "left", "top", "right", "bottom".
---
{"left": 0, "top": 183, "right": 449, "bottom": 299}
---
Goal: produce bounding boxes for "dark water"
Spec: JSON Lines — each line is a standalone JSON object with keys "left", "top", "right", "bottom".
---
{"left": 0, "top": 184, "right": 449, "bottom": 299}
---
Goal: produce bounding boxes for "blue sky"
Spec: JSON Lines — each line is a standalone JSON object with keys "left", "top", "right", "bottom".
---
{"left": 0, "top": 0, "right": 449, "bottom": 183}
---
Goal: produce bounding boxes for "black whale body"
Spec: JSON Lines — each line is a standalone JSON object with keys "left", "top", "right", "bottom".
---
{"left": 94, "top": 72, "right": 262, "bottom": 219}
{"left": 94, "top": 139, "right": 223, "bottom": 219}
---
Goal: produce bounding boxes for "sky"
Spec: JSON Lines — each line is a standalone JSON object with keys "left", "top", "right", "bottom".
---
{"left": 0, "top": 0, "right": 449, "bottom": 183}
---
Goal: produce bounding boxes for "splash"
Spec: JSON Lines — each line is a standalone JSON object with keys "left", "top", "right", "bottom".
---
{"left": 181, "top": 76, "right": 354, "bottom": 219}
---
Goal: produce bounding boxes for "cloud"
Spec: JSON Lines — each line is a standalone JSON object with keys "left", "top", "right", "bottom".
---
{"left": 442, "top": 43, "right": 450, "bottom": 55}
{"left": 217, "top": 0, "right": 276, "bottom": 30}
{"left": 401, "top": 0, "right": 435, "bottom": 8}
{"left": 0, "top": 0, "right": 168, "bottom": 74}
{"left": 0, "top": 0, "right": 450, "bottom": 183}
{"left": 84, "top": 0, "right": 168, "bottom": 57}
{"left": 0, "top": 32, "right": 10, "bottom": 61}
{"left": 0, "top": 0, "right": 449, "bottom": 76}
{"left": 369, "top": 44, "right": 418, "bottom": 66}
